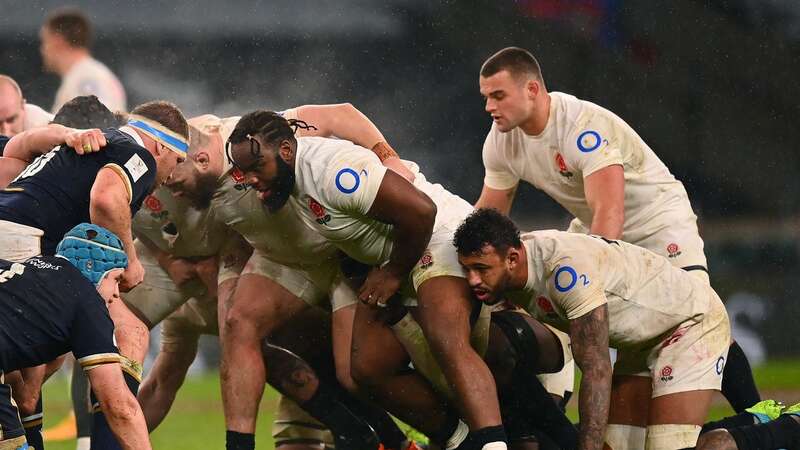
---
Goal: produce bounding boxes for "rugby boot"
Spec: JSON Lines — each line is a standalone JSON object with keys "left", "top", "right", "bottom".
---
{"left": 745, "top": 399, "right": 785, "bottom": 424}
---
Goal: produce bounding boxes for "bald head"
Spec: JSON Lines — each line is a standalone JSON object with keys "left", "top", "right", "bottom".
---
{"left": 0, "top": 75, "right": 26, "bottom": 136}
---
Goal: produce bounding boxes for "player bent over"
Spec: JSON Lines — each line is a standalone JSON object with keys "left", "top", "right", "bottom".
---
{"left": 454, "top": 209, "right": 731, "bottom": 450}
{"left": 0, "top": 224, "right": 151, "bottom": 450}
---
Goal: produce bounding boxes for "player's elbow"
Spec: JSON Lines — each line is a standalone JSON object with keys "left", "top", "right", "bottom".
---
{"left": 415, "top": 195, "right": 437, "bottom": 233}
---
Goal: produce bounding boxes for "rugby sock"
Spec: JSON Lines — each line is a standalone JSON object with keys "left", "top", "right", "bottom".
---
{"left": 301, "top": 383, "right": 380, "bottom": 449}
{"left": 226, "top": 431, "right": 255, "bottom": 450}
{"left": 90, "top": 372, "right": 139, "bottom": 450}
{"left": 22, "top": 397, "right": 44, "bottom": 450}
{"left": 721, "top": 342, "right": 761, "bottom": 413}
{"left": 335, "top": 388, "right": 406, "bottom": 449}
{"left": 460, "top": 425, "right": 507, "bottom": 450}
{"left": 428, "top": 414, "right": 463, "bottom": 449}
{"left": 700, "top": 411, "right": 758, "bottom": 434}
{"left": 728, "top": 415, "right": 800, "bottom": 449}
{"left": 71, "top": 364, "right": 93, "bottom": 439}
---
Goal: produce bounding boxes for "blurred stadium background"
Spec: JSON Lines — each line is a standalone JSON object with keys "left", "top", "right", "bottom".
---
{"left": 2, "top": 0, "right": 798, "bottom": 448}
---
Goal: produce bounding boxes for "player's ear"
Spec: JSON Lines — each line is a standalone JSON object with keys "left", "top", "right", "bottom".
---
{"left": 506, "top": 247, "right": 521, "bottom": 268}
{"left": 278, "top": 139, "right": 294, "bottom": 163}
{"left": 195, "top": 151, "right": 211, "bottom": 170}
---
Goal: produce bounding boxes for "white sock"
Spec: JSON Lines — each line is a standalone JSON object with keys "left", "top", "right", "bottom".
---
{"left": 76, "top": 436, "right": 91, "bottom": 450}
{"left": 481, "top": 442, "right": 507, "bottom": 450}
{"left": 445, "top": 420, "right": 469, "bottom": 450}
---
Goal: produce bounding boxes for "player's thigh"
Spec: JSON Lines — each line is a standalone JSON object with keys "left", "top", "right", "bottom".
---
{"left": 224, "top": 273, "right": 311, "bottom": 336}
{"left": 608, "top": 375, "right": 652, "bottom": 427}
{"left": 350, "top": 302, "right": 410, "bottom": 381}
{"left": 414, "top": 275, "right": 474, "bottom": 347}
{"left": 270, "top": 306, "right": 332, "bottom": 370}
{"left": 648, "top": 390, "right": 715, "bottom": 426}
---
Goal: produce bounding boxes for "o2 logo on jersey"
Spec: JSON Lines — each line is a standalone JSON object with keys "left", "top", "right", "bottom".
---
{"left": 716, "top": 356, "right": 726, "bottom": 375}
{"left": 335, "top": 168, "right": 361, "bottom": 194}
{"left": 308, "top": 197, "right": 331, "bottom": 225}
{"left": 553, "top": 265, "right": 590, "bottom": 292}
{"left": 576, "top": 130, "right": 606, "bottom": 153}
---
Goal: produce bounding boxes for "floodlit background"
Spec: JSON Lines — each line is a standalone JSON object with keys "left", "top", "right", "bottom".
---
{"left": 2, "top": 1, "right": 799, "bottom": 448}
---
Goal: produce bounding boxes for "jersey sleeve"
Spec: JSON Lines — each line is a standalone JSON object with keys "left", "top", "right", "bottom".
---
{"left": 70, "top": 289, "right": 120, "bottom": 371}
{"left": 482, "top": 126, "right": 519, "bottom": 190}
{"left": 99, "top": 142, "right": 158, "bottom": 208}
{"left": 563, "top": 113, "right": 624, "bottom": 178}
{"left": 320, "top": 146, "right": 388, "bottom": 215}
{"left": 545, "top": 254, "right": 607, "bottom": 320}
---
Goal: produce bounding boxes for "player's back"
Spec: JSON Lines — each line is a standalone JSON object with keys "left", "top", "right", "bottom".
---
{"left": 0, "top": 256, "right": 110, "bottom": 371}
{"left": 0, "top": 129, "right": 156, "bottom": 254}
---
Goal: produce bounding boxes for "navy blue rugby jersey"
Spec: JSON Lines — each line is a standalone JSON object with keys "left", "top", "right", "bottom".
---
{"left": 0, "top": 135, "right": 8, "bottom": 155}
{"left": 0, "top": 256, "right": 118, "bottom": 372}
{"left": 0, "top": 129, "right": 156, "bottom": 254}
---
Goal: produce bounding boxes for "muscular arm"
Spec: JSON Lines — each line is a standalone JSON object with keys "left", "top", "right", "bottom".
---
{"left": 474, "top": 183, "right": 518, "bottom": 214}
{"left": 585, "top": 165, "right": 624, "bottom": 239}
{"left": 569, "top": 304, "right": 612, "bottom": 450}
{"left": 358, "top": 169, "right": 436, "bottom": 303}
{"left": 294, "top": 103, "right": 414, "bottom": 181}
{"left": 86, "top": 364, "right": 152, "bottom": 450}
{"left": 90, "top": 168, "right": 141, "bottom": 291}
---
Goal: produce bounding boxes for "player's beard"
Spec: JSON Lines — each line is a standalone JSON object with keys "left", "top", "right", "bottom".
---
{"left": 261, "top": 153, "right": 295, "bottom": 213}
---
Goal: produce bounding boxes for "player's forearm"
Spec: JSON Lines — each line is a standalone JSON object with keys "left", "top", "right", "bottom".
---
{"left": 576, "top": 365, "right": 611, "bottom": 450}
{"left": 91, "top": 198, "right": 137, "bottom": 263}
{"left": 589, "top": 206, "right": 624, "bottom": 240}
{"left": 296, "top": 103, "right": 385, "bottom": 149}
{"left": 3, "top": 124, "right": 72, "bottom": 162}
{"left": 104, "top": 393, "right": 153, "bottom": 450}
{"left": 384, "top": 200, "right": 436, "bottom": 278}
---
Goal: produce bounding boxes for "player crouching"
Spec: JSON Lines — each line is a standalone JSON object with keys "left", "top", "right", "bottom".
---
{"left": 0, "top": 224, "right": 151, "bottom": 450}
{"left": 454, "top": 209, "right": 731, "bottom": 450}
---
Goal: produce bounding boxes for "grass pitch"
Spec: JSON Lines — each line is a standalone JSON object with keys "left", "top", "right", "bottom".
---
{"left": 40, "top": 359, "right": 800, "bottom": 449}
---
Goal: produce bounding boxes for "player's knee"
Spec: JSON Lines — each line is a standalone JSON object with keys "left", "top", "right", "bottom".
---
{"left": 604, "top": 424, "right": 646, "bottom": 450}
{"left": 695, "top": 429, "right": 738, "bottom": 450}
{"left": 645, "top": 424, "right": 701, "bottom": 450}
{"left": 223, "top": 307, "right": 259, "bottom": 339}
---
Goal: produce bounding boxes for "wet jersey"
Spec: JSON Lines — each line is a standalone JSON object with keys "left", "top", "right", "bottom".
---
{"left": 0, "top": 256, "right": 118, "bottom": 372}
{"left": 0, "top": 136, "right": 7, "bottom": 156}
{"left": 482, "top": 92, "right": 698, "bottom": 246}
{"left": 289, "top": 136, "right": 473, "bottom": 266}
{"left": 519, "top": 230, "right": 712, "bottom": 349}
{"left": 0, "top": 128, "right": 156, "bottom": 254}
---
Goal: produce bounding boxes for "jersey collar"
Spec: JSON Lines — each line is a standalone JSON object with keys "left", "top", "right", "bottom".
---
{"left": 119, "top": 126, "right": 146, "bottom": 148}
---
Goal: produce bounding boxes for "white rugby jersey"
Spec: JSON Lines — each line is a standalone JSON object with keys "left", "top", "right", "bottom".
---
{"left": 482, "top": 92, "right": 698, "bottom": 245}
{"left": 519, "top": 230, "right": 712, "bottom": 349}
{"left": 202, "top": 114, "right": 338, "bottom": 266}
{"left": 289, "top": 136, "right": 473, "bottom": 266}
{"left": 23, "top": 104, "right": 53, "bottom": 130}
{"left": 52, "top": 57, "right": 126, "bottom": 113}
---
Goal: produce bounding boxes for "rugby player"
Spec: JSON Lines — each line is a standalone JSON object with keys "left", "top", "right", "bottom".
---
{"left": 0, "top": 223, "right": 150, "bottom": 450}
{"left": 0, "top": 75, "right": 53, "bottom": 138}
{"left": 694, "top": 403, "right": 800, "bottom": 450}
{"left": 474, "top": 46, "right": 760, "bottom": 416}
{"left": 227, "top": 112, "right": 508, "bottom": 450}
{"left": 132, "top": 104, "right": 412, "bottom": 450}
{"left": 41, "top": 8, "right": 127, "bottom": 113}
{"left": 454, "top": 208, "right": 732, "bottom": 450}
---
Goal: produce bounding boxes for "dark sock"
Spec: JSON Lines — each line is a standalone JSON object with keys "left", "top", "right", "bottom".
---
{"left": 701, "top": 411, "right": 757, "bottom": 434}
{"left": 728, "top": 415, "right": 800, "bottom": 449}
{"left": 226, "top": 430, "right": 255, "bottom": 450}
{"left": 72, "top": 364, "right": 93, "bottom": 438}
{"left": 335, "top": 387, "right": 406, "bottom": 449}
{"left": 458, "top": 425, "right": 507, "bottom": 450}
{"left": 301, "top": 383, "right": 380, "bottom": 450}
{"left": 22, "top": 396, "right": 44, "bottom": 450}
{"left": 90, "top": 372, "right": 139, "bottom": 450}
{"left": 429, "top": 413, "right": 460, "bottom": 448}
{"left": 722, "top": 342, "right": 761, "bottom": 413}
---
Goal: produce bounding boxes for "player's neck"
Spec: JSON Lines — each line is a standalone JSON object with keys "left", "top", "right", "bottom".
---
{"left": 518, "top": 92, "right": 551, "bottom": 136}
{"left": 510, "top": 244, "right": 530, "bottom": 290}
{"left": 58, "top": 50, "right": 90, "bottom": 76}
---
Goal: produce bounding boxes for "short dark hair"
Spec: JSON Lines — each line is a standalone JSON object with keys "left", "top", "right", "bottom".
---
{"left": 130, "top": 100, "right": 188, "bottom": 139}
{"left": 52, "top": 95, "right": 123, "bottom": 129}
{"left": 480, "top": 47, "right": 544, "bottom": 85}
{"left": 453, "top": 208, "right": 522, "bottom": 256}
{"left": 45, "top": 8, "right": 92, "bottom": 48}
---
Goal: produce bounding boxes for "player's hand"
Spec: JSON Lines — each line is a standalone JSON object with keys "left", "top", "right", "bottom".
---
{"left": 164, "top": 257, "right": 198, "bottom": 287}
{"left": 65, "top": 128, "right": 107, "bottom": 154}
{"left": 358, "top": 266, "right": 403, "bottom": 307}
{"left": 194, "top": 256, "right": 219, "bottom": 298}
{"left": 120, "top": 257, "right": 145, "bottom": 292}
